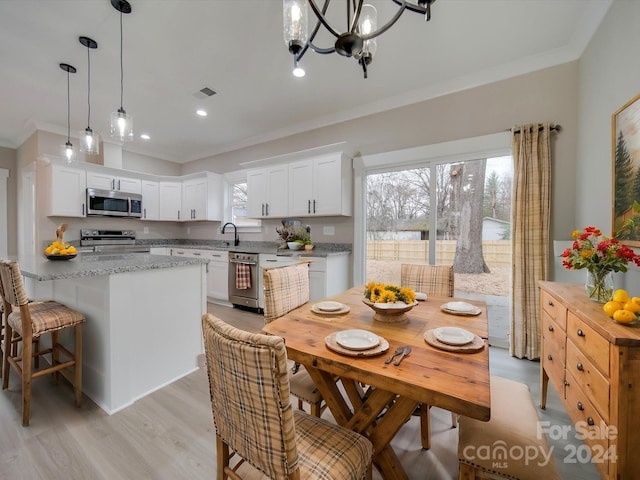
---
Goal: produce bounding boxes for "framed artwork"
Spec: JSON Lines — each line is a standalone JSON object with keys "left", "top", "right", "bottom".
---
{"left": 612, "top": 93, "right": 640, "bottom": 246}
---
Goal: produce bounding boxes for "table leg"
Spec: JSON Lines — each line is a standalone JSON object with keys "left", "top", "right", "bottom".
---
{"left": 304, "top": 367, "right": 416, "bottom": 480}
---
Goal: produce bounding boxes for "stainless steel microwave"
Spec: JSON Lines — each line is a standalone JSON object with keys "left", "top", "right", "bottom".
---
{"left": 86, "top": 188, "right": 142, "bottom": 218}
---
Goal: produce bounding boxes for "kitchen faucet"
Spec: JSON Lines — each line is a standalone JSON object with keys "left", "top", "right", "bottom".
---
{"left": 221, "top": 222, "right": 239, "bottom": 246}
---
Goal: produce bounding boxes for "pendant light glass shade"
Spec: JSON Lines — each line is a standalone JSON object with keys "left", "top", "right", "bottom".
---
{"left": 110, "top": 0, "right": 133, "bottom": 142}
{"left": 79, "top": 36, "right": 100, "bottom": 154}
{"left": 59, "top": 63, "right": 77, "bottom": 164}
{"left": 111, "top": 108, "right": 133, "bottom": 141}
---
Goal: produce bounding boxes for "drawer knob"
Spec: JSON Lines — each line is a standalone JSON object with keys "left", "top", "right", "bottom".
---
{"left": 576, "top": 362, "right": 584, "bottom": 371}
{"left": 548, "top": 325, "right": 554, "bottom": 332}
{"left": 577, "top": 329, "right": 585, "bottom": 337}
{"left": 587, "top": 417, "right": 595, "bottom": 426}
{"left": 564, "top": 380, "right": 569, "bottom": 386}
{"left": 577, "top": 401, "right": 584, "bottom": 411}
{"left": 547, "top": 354, "right": 553, "bottom": 361}
{"left": 548, "top": 300, "right": 554, "bottom": 306}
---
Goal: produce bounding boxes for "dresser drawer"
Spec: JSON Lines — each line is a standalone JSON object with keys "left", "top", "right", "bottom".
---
{"left": 542, "top": 311, "right": 566, "bottom": 359}
{"left": 565, "top": 371, "right": 610, "bottom": 478}
{"left": 541, "top": 289, "right": 567, "bottom": 330}
{"left": 542, "top": 335, "right": 565, "bottom": 392}
{"left": 566, "top": 340, "right": 609, "bottom": 422}
{"left": 567, "top": 311, "right": 609, "bottom": 376}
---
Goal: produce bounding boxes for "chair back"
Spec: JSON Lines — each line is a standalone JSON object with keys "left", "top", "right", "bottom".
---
{"left": 0, "top": 260, "right": 29, "bottom": 307}
{"left": 263, "top": 262, "right": 310, "bottom": 322}
{"left": 401, "top": 264, "right": 454, "bottom": 297}
{"left": 202, "top": 313, "right": 299, "bottom": 478}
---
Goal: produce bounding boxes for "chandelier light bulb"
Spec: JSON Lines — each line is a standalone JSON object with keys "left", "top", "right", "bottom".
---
{"left": 293, "top": 59, "right": 305, "bottom": 77}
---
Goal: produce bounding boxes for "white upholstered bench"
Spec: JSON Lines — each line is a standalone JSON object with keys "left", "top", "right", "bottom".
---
{"left": 457, "top": 376, "right": 560, "bottom": 480}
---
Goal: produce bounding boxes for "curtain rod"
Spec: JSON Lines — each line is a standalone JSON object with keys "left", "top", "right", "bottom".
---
{"left": 509, "top": 124, "right": 561, "bottom": 134}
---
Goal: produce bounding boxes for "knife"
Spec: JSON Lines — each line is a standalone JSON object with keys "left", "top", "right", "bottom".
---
{"left": 394, "top": 345, "right": 412, "bottom": 366}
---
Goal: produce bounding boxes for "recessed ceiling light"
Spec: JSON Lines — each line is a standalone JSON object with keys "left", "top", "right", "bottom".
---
{"left": 140, "top": 133, "right": 150, "bottom": 140}
{"left": 196, "top": 109, "right": 207, "bottom": 117}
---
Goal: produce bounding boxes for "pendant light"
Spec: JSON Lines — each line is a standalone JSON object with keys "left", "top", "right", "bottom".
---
{"left": 79, "top": 36, "right": 100, "bottom": 155}
{"left": 110, "top": 0, "right": 133, "bottom": 142}
{"left": 59, "top": 63, "right": 77, "bottom": 164}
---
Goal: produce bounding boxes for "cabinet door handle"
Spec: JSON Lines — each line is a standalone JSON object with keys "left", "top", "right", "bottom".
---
{"left": 576, "top": 362, "right": 584, "bottom": 371}
{"left": 82, "top": 203, "right": 85, "bottom": 216}
{"left": 577, "top": 329, "right": 585, "bottom": 337}
{"left": 261, "top": 204, "right": 265, "bottom": 216}
{"left": 577, "top": 401, "right": 584, "bottom": 411}
{"left": 193, "top": 252, "right": 201, "bottom": 256}
{"left": 547, "top": 354, "right": 553, "bottom": 361}
{"left": 178, "top": 210, "right": 180, "bottom": 220}
{"left": 144, "top": 208, "right": 147, "bottom": 218}
{"left": 266, "top": 203, "right": 269, "bottom": 216}
{"left": 313, "top": 199, "right": 316, "bottom": 213}
{"left": 548, "top": 325, "right": 554, "bottom": 332}
{"left": 118, "top": 179, "right": 121, "bottom": 190}
{"left": 111, "top": 179, "right": 115, "bottom": 190}
{"left": 308, "top": 200, "right": 311, "bottom": 214}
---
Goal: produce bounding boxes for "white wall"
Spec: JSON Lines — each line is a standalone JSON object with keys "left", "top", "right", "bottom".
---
{"left": 577, "top": 0, "right": 640, "bottom": 291}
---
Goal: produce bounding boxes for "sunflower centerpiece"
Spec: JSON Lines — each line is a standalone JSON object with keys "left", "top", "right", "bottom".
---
{"left": 363, "top": 282, "right": 418, "bottom": 323}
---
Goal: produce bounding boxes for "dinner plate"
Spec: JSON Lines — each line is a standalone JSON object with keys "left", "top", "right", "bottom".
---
{"left": 433, "top": 326, "right": 475, "bottom": 346}
{"left": 444, "top": 301, "right": 476, "bottom": 312}
{"left": 315, "top": 301, "right": 344, "bottom": 312}
{"left": 335, "top": 329, "right": 380, "bottom": 350}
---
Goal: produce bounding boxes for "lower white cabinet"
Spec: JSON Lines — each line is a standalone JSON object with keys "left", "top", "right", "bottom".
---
{"left": 308, "top": 255, "right": 350, "bottom": 302}
{"left": 171, "top": 248, "right": 229, "bottom": 302}
{"left": 204, "top": 250, "right": 229, "bottom": 301}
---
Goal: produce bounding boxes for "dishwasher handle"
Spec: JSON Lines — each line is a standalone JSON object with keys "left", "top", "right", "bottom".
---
{"left": 229, "top": 259, "right": 257, "bottom": 266}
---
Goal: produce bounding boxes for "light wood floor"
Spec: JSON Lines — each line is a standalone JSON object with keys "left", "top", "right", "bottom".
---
{"left": 0, "top": 303, "right": 600, "bottom": 480}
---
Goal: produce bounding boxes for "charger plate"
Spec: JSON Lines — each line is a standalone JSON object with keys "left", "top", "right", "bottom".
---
{"left": 325, "top": 332, "right": 389, "bottom": 357}
{"left": 311, "top": 303, "right": 350, "bottom": 315}
{"left": 440, "top": 302, "right": 482, "bottom": 316}
{"left": 424, "top": 329, "right": 485, "bottom": 353}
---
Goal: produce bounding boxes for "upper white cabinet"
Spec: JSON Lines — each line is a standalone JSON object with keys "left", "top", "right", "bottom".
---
{"left": 247, "top": 165, "right": 288, "bottom": 218}
{"left": 159, "top": 181, "right": 182, "bottom": 221}
{"left": 42, "top": 163, "right": 87, "bottom": 217}
{"left": 182, "top": 173, "right": 223, "bottom": 221}
{"left": 86, "top": 171, "right": 141, "bottom": 194}
{"left": 141, "top": 180, "right": 160, "bottom": 220}
{"left": 289, "top": 153, "right": 352, "bottom": 217}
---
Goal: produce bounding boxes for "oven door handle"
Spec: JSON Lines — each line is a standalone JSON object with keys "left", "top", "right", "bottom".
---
{"left": 229, "top": 259, "right": 257, "bottom": 266}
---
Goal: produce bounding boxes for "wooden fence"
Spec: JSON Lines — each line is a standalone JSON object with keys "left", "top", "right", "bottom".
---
{"left": 366, "top": 240, "right": 511, "bottom": 268}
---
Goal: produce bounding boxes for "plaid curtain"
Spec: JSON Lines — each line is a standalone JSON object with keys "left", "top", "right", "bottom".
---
{"left": 510, "top": 124, "right": 552, "bottom": 359}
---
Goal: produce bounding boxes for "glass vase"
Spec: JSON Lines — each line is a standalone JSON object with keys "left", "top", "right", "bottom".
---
{"left": 585, "top": 270, "right": 614, "bottom": 303}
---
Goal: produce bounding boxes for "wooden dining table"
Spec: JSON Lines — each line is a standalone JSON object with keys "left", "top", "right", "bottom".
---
{"left": 261, "top": 286, "right": 491, "bottom": 480}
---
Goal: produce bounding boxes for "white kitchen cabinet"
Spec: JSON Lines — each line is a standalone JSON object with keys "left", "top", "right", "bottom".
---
{"left": 86, "top": 171, "right": 141, "bottom": 194}
{"left": 308, "top": 255, "right": 350, "bottom": 302}
{"left": 247, "top": 165, "right": 288, "bottom": 218}
{"left": 204, "top": 250, "right": 229, "bottom": 302}
{"left": 141, "top": 180, "right": 159, "bottom": 220}
{"left": 42, "top": 163, "right": 87, "bottom": 217}
{"left": 159, "top": 181, "right": 182, "bottom": 221}
{"left": 149, "top": 247, "right": 170, "bottom": 255}
{"left": 289, "top": 153, "right": 352, "bottom": 217}
{"left": 182, "top": 173, "right": 223, "bottom": 221}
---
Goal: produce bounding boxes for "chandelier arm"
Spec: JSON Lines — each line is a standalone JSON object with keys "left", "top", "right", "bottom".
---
{"left": 361, "top": 4, "right": 407, "bottom": 40}
{"left": 390, "top": 0, "right": 431, "bottom": 15}
{"left": 295, "top": 0, "right": 334, "bottom": 61}
{"left": 308, "top": 0, "right": 341, "bottom": 38}
{"left": 347, "top": 0, "right": 364, "bottom": 33}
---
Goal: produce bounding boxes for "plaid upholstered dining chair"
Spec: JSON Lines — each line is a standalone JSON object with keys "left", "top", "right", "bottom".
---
{"left": 401, "top": 263, "right": 457, "bottom": 449}
{"left": 263, "top": 261, "right": 326, "bottom": 417}
{"left": 0, "top": 259, "right": 86, "bottom": 426}
{"left": 202, "top": 313, "right": 373, "bottom": 480}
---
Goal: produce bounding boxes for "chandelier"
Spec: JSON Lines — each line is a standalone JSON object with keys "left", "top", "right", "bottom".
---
{"left": 283, "top": 0, "right": 436, "bottom": 79}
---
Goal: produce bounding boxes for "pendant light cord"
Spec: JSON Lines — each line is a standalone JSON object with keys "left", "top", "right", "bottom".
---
{"left": 86, "top": 45, "right": 91, "bottom": 129}
{"left": 119, "top": 9, "right": 124, "bottom": 110}
{"left": 66, "top": 69, "right": 71, "bottom": 142}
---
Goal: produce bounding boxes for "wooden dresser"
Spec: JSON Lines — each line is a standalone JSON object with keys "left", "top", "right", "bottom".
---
{"left": 539, "top": 281, "right": 640, "bottom": 480}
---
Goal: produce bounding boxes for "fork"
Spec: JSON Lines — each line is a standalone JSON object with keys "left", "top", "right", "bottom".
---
{"left": 384, "top": 346, "right": 405, "bottom": 364}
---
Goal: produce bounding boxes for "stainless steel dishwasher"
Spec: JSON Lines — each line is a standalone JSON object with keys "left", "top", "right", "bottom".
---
{"left": 228, "top": 252, "right": 260, "bottom": 310}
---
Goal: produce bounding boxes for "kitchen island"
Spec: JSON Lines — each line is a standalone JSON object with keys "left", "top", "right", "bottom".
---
{"left": 17, "top": 253, "right": 208, "bottom": 414}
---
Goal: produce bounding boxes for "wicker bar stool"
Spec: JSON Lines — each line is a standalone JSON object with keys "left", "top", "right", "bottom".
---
{"left": 0, "top": 259, "right": 86, "bottom": 426}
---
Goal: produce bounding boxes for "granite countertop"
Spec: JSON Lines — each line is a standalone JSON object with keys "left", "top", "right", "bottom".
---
{"left": 15, "top": 253, "right": 208, "bottom": 281}
{"left": 145, "top": 241, "right": 352, "bottom": 258}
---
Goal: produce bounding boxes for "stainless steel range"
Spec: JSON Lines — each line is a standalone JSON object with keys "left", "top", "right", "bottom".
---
{"left": 80, "top": 229, "right": 150, "bottom": 253}
{"left": 228, "top": 252, "right": 260, "bottom": 310}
